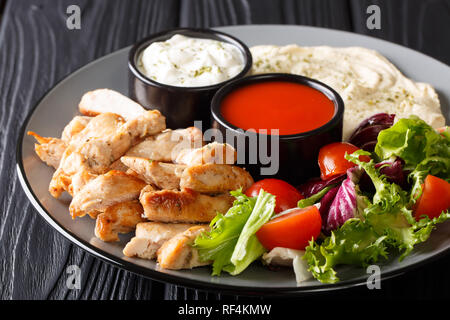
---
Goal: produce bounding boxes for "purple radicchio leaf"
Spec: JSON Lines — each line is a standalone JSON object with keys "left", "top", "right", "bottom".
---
{"left": 325, "top": 167, "right": 364, "bottom": 232}
{"left": 319, "top": 185, "right": 340, "bottom": 232}
{"left": 358, "top": 158, "right": 409, "bottom": 193}
{"left": 297, "top": 173, "right": 346, "bottom": 198}
{"left": 376, "top": 157, "right": 409, "bottom": 189}
{"left": 348, "top": 113, "right": 395, "bottom": 152}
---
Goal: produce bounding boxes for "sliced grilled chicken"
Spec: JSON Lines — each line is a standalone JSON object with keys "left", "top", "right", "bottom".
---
{"left": 95, "top": 200, "right": 146, "bottom": 242}
{"left": 79, "top": 88, "right": 145, "bottom": 120}
{"left": 120, "top": 109, "right": 166, "bottom": 139}
{"left": 68, "top": 112, "right": 125, "bottom": 146}
{"left": 108, "top": 158, "right": 130, "bottom": 172}
{"left": 50, "top": 111, "right": 165, "bottom": 197}
{"left": 123, "top": 222, "right": 196, "bottom": 259}
{"left": 76, "top": 110, "right": 166, "bottom": 173}
{"left": 49, "top": 113, "right": 126, "bottom": 197}
{"left": 125, "top": 127, "right": 203, "bottom": 162}
{"left": 139, "top": 184, "right": 156, "bottom": 195}
{"left": 180, "top": 163, "right": 254, "bottom": 193}
{"left": 28, "top": 132, "right": 67, "bottom": 169}
{"left": 61, "top": 116, "right": 92, "bottom": 142}
{"left": 121, "top": 156, "right": 185, "bottom": 189}
{"left": 29, "top": 117, "right": 92, "bottom": 169}
{"left": 69, "top": 170, "right": 146, "bottom": 219}
{"left": 157, "top": 226, "right": 211, "bottom": 270}
{"left": 140, "top": 188, "right": 234, "bottom": 223}
{"left": 175, "top": 142, "right": 237, "bottom": 166}
{"left": 50, "top": 156, "right": 129, "bottom": 197}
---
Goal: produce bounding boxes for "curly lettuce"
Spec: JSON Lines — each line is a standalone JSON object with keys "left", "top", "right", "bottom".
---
{"left": 375, "top": 116, "right": 450, "bottom": 169}
{"left": 347, "top": 150, "right": 450, "bottom": 258}
{"left": 375, "top": 116, "right": 450, "bottom": 203}
{"left": 304, "top": 219, "right": 388, "bottom": 283}
{"left": 305, "top": 147, "right": 449, "bottom": 284}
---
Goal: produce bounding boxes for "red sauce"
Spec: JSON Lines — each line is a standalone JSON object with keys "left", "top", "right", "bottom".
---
{"left": 220, "top": 81, "right": 335, "bottom": 135}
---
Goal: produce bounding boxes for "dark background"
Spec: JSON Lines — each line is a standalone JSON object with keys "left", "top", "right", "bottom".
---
{"left": 1, "top": 0, "right": 450, "bottom": 300}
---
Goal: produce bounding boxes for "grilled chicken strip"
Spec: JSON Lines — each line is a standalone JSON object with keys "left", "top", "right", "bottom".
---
{"left": 28, "top": 116, "right": 92, "bottom": 169}
{"left": 61, "top": 116, "right": 92, "bottom": 142}
{"left": 69, "top": 170, "right": 146, "bottom": 219}
{"left": 49, "top": 113, "right": 126, "bottom": 197}
{"left": 50, "top": 111, "right": 165, "bottom": 197}
{"left": 51, "top": 155, "right": 129, "bottom": 197}
{"left": 180, "top": 164, "right": 254, "bottom": 193}
{"left": 125, "top": 127, "right": 203, "bottom": 162}
{"left": 69, "top": 112, "right": 125, "bottom": 146}
{"left": 79, "top": 88, "right": 145, "bottom": 120}
{"left": 108, "top": 158, "right": 130, "bottom": 172}
{"left": 95, "top": 200, "right": 146, "bottom": 242}
{"left": 140, "top": 188, "right": 234, "bottom": 223}
{"left": 77, "top": 110, "right": 166, "bottom": 173}
{"left": 175, "top": 142, "right": 237, "bottom": 166}
{"left": 157, "top": 226, "right": 211, "bottom": 270}
{"left": 121, "top": 156, "right": 186, "bottom": 189}
{"left": 28, "top": 132, "right": 67, "bottom": 169}
{"left": 123, "top": 222, "right": 196, "bottom": 259}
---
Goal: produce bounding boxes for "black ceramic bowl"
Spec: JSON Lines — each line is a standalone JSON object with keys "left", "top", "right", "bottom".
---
{"left": 128, "top": 28, "right": 252, "bottom": 129}
{"left": 211, "top": 73, "right": 345, "bottom": 185}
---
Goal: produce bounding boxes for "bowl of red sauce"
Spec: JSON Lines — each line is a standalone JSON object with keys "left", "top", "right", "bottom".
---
{"left": 211, "top": 73, "right": 344, "bottom": 184}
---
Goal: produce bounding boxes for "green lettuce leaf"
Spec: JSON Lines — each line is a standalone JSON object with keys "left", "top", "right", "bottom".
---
{"left": 375, "top": 116, "right": 450, "bottom": 169}
{"left": 306, "top": 148, "right": 450, "bottom": 284}
{"left": 228, "top": 190, "right": 275, "bottom": 274}
{"left": 304, "top": 219, "right": 388, "bottom": 283}
{"left": 347, "top": 150, "right": 450, "bottom": 258}
{"left": 409, "top": 156, "right": 450, "bottom": 203}
{"left": 193, "top": 189, "right": 275, "bottom": 276}
{"left": 374, "top": 116, "right": 450, "bottom": 204}
{"left": 193, "top": 190, "right": 256, "bottom": 275}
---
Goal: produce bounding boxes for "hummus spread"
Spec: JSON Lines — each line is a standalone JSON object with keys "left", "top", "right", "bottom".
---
{"left": 250, "top": 45, "right": 445, "bottom": 139}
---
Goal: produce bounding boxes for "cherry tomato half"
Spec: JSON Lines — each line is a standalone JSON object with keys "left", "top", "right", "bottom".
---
{"left": 318, "top": 142, "right": 370, "bottom": 180}
{"left": 414, "top": 175, "right": 450, "bottom": 220}
{"left": 245, "top": 179, "right": 304, "bottom": 213}
{"left": 256, "top": 206, "right": 322, "bottom": 251}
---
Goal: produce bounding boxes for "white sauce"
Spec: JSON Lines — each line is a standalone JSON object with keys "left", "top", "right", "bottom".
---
{"left": 138, "top": 34, "right": 245, "bottom": 87}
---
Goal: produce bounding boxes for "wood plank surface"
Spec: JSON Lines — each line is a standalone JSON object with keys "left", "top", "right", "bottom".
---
{"left": 0, "top": 0, "right": 449, "bottom": 300}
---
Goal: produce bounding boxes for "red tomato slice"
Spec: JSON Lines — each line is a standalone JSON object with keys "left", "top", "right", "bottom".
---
{"left": 414, "top": 175, "right": 450, "bottom": 220}
{"left": 318, "top": 142, "right": 370, "bottom": 180}
{"left": 437, "top": 126, "right": 449, "bottom": 133}
{"left": 256, "top": 206, "right": 322, "bottom": 251}
{"left": 245, "top": 179, "right": 304, "bottom": 213}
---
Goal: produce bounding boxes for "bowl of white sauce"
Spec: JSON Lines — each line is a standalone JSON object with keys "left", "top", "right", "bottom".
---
{"left": 128, "top": 28, "right": 252, "bottom": 129}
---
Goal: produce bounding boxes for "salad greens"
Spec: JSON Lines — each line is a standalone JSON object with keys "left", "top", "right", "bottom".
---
{"left": 325, "top": 170, "right": 367, "bottom": 232}
{"left": 305, "top": 219, "right": 388, "bottom": 283}
{"left": 375, "top": 116, "right": 449, "bottom": 169}
{"left": 194, "top": 189, "right": 275, "bottom": 276}
{"left": 375, "top": 116, "right": 450, "bottom": 202}
{"left": 348, "top": 151, "right": 449, "bottom": 257}
{"left": 304, "top": 116, "right": 450, "bottom": 283}
{"left": 192, "top": 115, "right": 449, "bottom": 285}
{"left": 348, "top": 113, "right": 395, "bottom": 152}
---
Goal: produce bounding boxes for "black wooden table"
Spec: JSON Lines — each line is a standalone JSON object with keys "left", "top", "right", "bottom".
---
{"left": 1, "top": 0, "right": 450, "bottom": 300}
